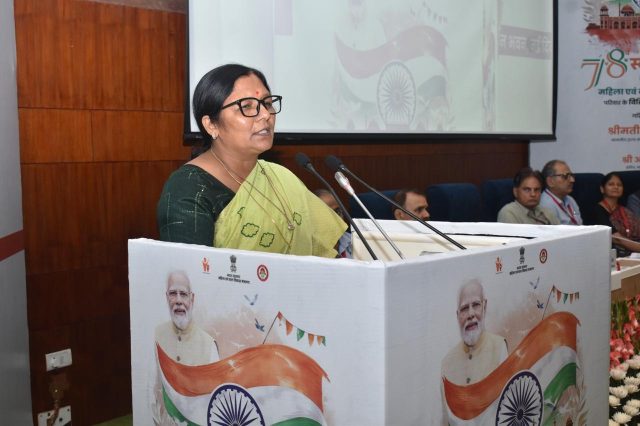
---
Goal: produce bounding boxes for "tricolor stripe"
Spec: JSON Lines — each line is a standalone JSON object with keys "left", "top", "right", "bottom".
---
{"left": 443, "top": 312, "right": 579, "bottom": 420}
{"left": 444, "top": 346, "right": 577, "bottom": 425}
{"left": 157, "top": 343, "right": 328, "bottom": 425}
{"left": 543, "top": 362, "right": 576, "bottom": 405}
{"left": 161, "top": 378, "right": 325, "bottom": 426}
{"left": 157, "top": 343, "right": 327, "bottom": 410}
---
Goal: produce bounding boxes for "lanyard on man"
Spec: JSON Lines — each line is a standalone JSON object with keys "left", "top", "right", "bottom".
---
{"left": 545, "top": 189, "right": 578, "bottom": 225}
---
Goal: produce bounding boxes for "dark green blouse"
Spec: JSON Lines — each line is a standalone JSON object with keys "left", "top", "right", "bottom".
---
{"left": 157, "top": 165, "right": 235, "bottom": 246}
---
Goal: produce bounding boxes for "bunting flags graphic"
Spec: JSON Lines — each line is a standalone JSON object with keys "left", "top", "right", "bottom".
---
{"left": 277, "top": 312, "right": 327, "bottom": 347}
{"left": 157, "top": 343, "right": 328, "bottom": 426}
{"left": 443, "top": 312, "right": 579, "bottom": 424}
{"left": 552, "top": 285, "right": 579, "bottom": 304}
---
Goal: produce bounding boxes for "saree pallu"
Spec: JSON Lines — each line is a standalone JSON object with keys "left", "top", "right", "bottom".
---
{"left": 214, "top": 161, "right": 347, "bottom": 258}
{"left": 611, "top": 205, "right": 640, "bottom": 241}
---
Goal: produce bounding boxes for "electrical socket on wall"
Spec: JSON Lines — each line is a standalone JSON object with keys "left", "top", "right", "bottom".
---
{"left": 37, "top": 405, "right": 71, "bottom": 426}
{"left": 45, "top": 348, "right": 72, "bottom": 371}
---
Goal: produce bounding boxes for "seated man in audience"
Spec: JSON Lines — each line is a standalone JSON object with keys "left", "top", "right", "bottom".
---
{"left": 392, "top": 188, "right": 430, "bottom": 221}
{"left": 539, "top": 159, "right": 583, "bottom": 225}
{"left": 497, "top": 167, "right": 559, "bottom": 224}
{"left": 314, "top": 189, "right": 351, "bottom": 258}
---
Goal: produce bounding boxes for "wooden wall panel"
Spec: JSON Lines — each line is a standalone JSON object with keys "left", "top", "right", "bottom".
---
{"left": 270, "top": 141, "right": 528, "bottom": 196}
{"left": 21, "top": 161, "right": 185, "bottom": 275}
{"left": 71, "top": 313, "right": 131, "bottom": 421}
{"left": 92, "top": 111, "right": 188, "bottom": 161}
{"left": 100, "top": 161, "right": 186, "bottom": 265}
{"left": 92, "top": 4, "right": 185, "bottom": 110}
{"left": 21, "top": 164, "right": 110, "bottom": 274}
{"left": 27, "top": 266, "right": 129, "bottom": 332}
{"left": 14, "top": 0, "right": 96, "bottom": 109}
{"left": 19, "top": 109, "right": 93, "bottom": 163}
{"left": 163, "top": 9, "right": 186, "bottom": 110}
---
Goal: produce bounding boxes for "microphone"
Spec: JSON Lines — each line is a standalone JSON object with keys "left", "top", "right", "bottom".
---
{"left": 334, "top": 171, "right": 405, "bottom": 260}
{"left": 294, "top": 152, "right": 378, "bottom": 260}
{"left": 325, "top": 155, "right": 466, "bottom": 250}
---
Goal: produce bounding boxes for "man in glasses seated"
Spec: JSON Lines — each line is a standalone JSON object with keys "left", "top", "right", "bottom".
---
{"left": 539, "top": 159, "right": 583, "bottom": 225}
{"left": 497, "top": 167, "right": 559, "bottom": 225}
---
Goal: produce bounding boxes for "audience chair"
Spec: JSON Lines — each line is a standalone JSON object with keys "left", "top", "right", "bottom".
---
{"left": 426, "top": 183, "right": 482, "bottom": 222}
{"left": 349, "top": 190, "right": 400, "bottom": 220}
{"left": 481, "top": 178, "right": 514, "bottom": 221}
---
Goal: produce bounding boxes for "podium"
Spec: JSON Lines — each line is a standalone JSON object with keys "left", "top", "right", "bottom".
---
{"left": 129, "top": 221, "right": 611, "bottom": 425}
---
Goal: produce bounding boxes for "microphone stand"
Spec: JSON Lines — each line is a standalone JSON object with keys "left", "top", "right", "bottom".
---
{"left": 325, "top": 155, "right": 466, "bottom": 250}
{"left": 335, "top": 171, "right": 405, "bottom": 260}
{"left": 294, "top": 153, "right": 379, "bottom": 260}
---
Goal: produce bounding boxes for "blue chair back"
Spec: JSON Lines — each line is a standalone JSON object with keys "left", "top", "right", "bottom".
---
{"left": 426, "top": 183, "right": 482, "bottom": 222}
{"left": 349, "top": 190, "right": 399, "bottom": 220}
{"left": 481, "top": 178, "right": 514, "bottom": 221}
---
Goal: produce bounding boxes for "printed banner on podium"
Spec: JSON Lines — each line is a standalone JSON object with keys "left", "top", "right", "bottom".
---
{"left": 129, "top": 222, "right": 610, "bottom": 425}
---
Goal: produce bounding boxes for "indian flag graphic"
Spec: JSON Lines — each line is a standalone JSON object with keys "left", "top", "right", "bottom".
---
{"left": 443, "top": 312, "right": 579, "bottom": 425}
{"left": 157, "top": 343, "right": 328, "bottom": 426}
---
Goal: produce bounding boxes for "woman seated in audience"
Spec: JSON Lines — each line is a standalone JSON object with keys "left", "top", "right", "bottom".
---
{"left": 594, "top": 172, "right": 640, "bottom": 255}
{"left": 156, "top": 63, "right": 346, "bottom": 257}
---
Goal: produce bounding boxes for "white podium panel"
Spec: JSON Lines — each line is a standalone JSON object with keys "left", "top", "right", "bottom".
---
{"left": 129, "top": 222, "right": 610, "bottom": 425}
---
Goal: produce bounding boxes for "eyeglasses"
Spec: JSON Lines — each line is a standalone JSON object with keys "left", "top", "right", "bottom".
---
{"left": 167, "top": 290, "right": 191, "bottom": 300}
{"left": 551, "top": 172, "right": 575, "bottom": 180}
{"left": 220, "top": 95, "right": 282, "bottom": 117}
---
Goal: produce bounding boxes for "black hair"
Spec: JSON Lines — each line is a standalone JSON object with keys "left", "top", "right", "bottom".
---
{"left": 601, "top": 172, "right": 622, "bottom": 188}
{"left": 513, "top": 167, "right": 544, "bottom": 188}
{"left": 541, "top": 159, "right": 566, "bottom": 179}
{"left": 392, "top": 188, "right": 426, "bottom": 213}
{"left": 192, "top": 64, "right": 271, "bottom": 146}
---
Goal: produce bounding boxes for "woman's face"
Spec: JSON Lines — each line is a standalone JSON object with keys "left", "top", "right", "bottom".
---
{"left": 602, "top": 175, "right": 624, "bottom": 200}
{"left": 207, "top": 74, "right": 276, "bottom": 158}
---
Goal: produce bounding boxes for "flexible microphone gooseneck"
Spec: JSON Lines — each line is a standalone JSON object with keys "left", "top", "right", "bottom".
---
{"left": 294, "top": 152, "right": 378, "bottom": 261}
{"left": 334, "top": 171, "right": 405, "bottom": 260}
{"left": 325, "top": 155, "right": 466, "bottom": 250}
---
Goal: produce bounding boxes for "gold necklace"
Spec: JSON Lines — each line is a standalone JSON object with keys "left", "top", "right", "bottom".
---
{"left": 257, "top": 162, "right": 297, "bottom": 230}
{"left": 210, "top": 148, "right": 245, "bottom": 186}
{"left": 210, "top": 148, "right": 296, "bottom": 231}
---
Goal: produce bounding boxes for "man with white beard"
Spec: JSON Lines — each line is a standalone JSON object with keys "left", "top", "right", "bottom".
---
{"left": 440, "top": 279, "right": 507, "bottom": 386}
{"left": 154, "top": 271, "right": 219, "bottom": 365}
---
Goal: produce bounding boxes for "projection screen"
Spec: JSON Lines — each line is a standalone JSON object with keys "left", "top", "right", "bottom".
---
{"left": 186, "top": 0, "right": 556, "bottom": 142}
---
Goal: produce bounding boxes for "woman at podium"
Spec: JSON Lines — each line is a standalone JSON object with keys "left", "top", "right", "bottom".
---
{"left": 157, "top": 64, "right": 346, "bottom": 257}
